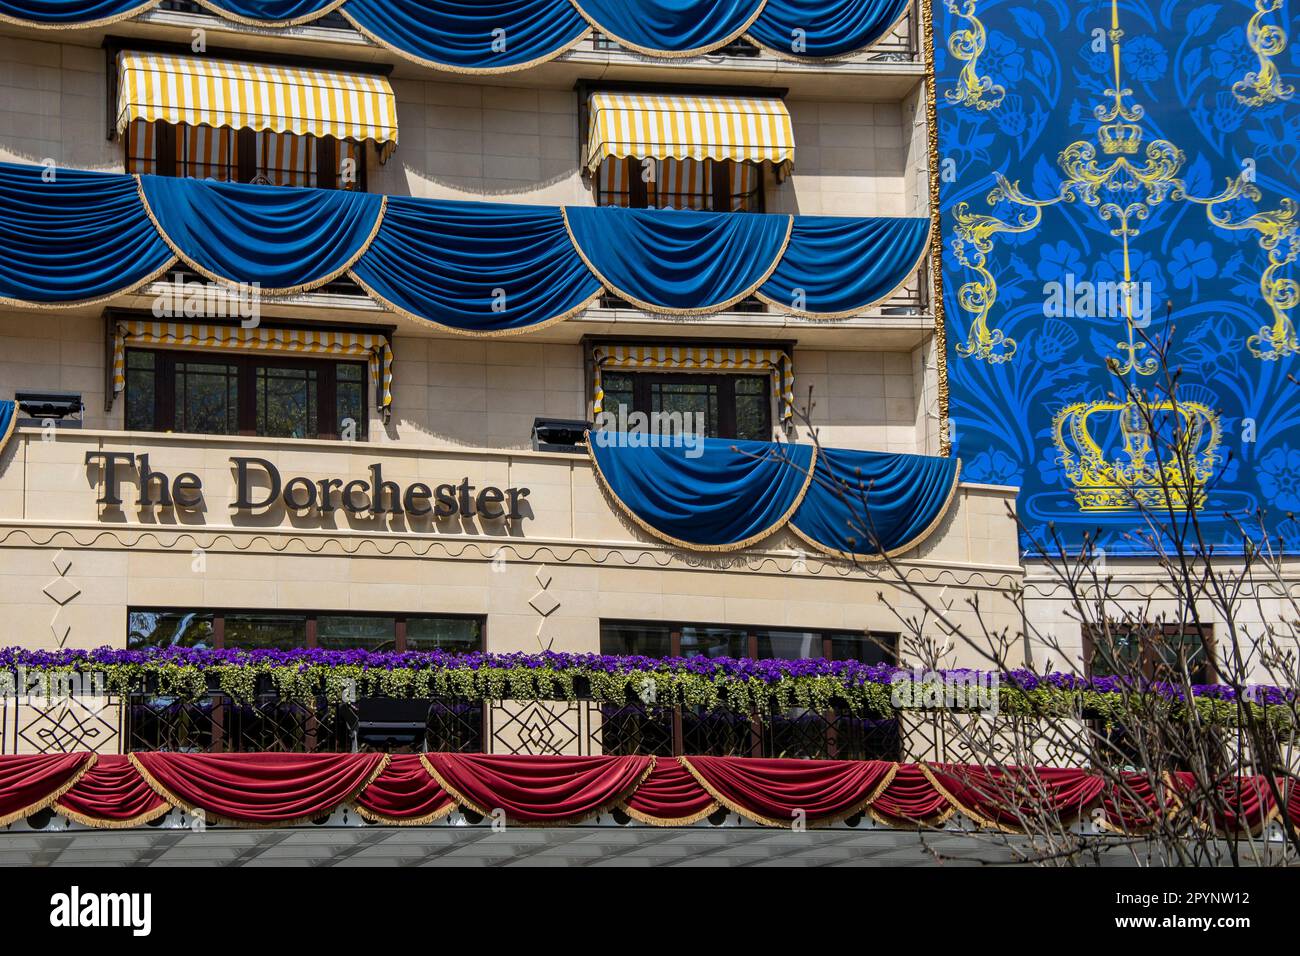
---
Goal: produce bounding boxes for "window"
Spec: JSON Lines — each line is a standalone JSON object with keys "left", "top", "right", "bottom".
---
{"left": 600, "top": 370, "right": 772, "bottom": 441}
{"left": 1084, "top": 623, "right": 1214, "bottom": 684}
{"left": 600, "top": 621, "right": 896, "bottom": 665}
{"left": 125, "top": 119, "right": 365, "bottom": 191}
{"left": 125, "top": 348, "right": 367, "bottom": 440}
{"left": 128, "top": 610, "right": 484, "bottom": 653}
{"left": 594, "top": 157, "right": 763, "bottom": 212}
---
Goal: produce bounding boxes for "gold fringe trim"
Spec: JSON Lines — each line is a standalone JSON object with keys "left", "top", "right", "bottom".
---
{"left": 561, "top": 206, "right": 794, "bottom": 317}
{"left": 746, "top": 6, "right": 913, "bottom": 64}
{"left": 128, "top": 752, "right": 390, "bottom": 829}
{"left": 865, "top": 803, "right": 956, "bottom": 829}
{"left": 192, "top": 0, "right": 344, "bottom": 27}
{"left": 618, "top": 798, "right": 721, "bottom": 827}
{"left": 420, "top": 753, "right": 657, "bottom": 828}
{"left": 0, "top": 753, "right": 97, "bottom": 829}
{"left": 917, "top": 762, "right": 1028, "bottom": 834}
{"left": 571, "top": 0, "right": 768, "bottom": 59}
{"left": 348, "top": 268, "right": 603, "bottom": 338}
{"left": 751, "top": 219, "right": 933, "bottom": 320}
{"left": 339, "top": 9, "right": 590, "bottom": 76}
{"left": 55, "top": 800, "right": 172, "bottom": 830}
{"left": 0, "top": 255, "right": 178, "bottom": 312}
{"left": 0, "top": 1, "right": 156, "bottom": 29}
{"left": 1095, "top": 773, "right": 1188, "bottom": 835}
{"left": 677, "top": 756, "right": 899, "bottom": 829}
{"left": 787, "top": 458, "right": 962, "bottom": 562}
{"left": 352, "top": 798, "right": 457, "bottom": 827}
{"left": 135, "top": 176, "right": 388, "bottom": 297}
{"left": 585, "top": 430, "right": 818, "bottom": 552}
{"left": 920, "top": 0, "right": 950, "bottom": 456}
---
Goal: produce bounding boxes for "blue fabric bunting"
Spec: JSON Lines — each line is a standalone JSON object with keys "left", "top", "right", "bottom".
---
{"left": 589, "top": 434, "right": 816, "bottom": 549}
{"left": 759, "top": 216, "right": 929, "bottom": 315}
{"left": 342, "top": 0, "right": 588, "bottom": 70}
{"left": 0, "top": 0, "right": 903, "bottom": 61}
{"left": 748, "top": 0, "right": 911, "bottom": 57}
{"left": 140, "top": 175, "right": 383, "bottom": 292}
{"left": 576, "top": 0, "right": 760, "bottom": 53}
{"left": 565, "top": 205, "right": 790, "bottom": 312}
{"left": 790, "top": 447, "right": 959, "bottom": 558}
{"left": 0, "top": 163, "right": 173, "bottom": 304}
{"left": 351, "top": 197, "right": 602, "bottom": 332}
{"left": 0, "top": 401, "right": 15, "bottom": 458}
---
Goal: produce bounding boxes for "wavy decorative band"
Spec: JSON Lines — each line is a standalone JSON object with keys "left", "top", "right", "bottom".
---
{"left": 588, "top": 433, "right": 960, "bottom": 555}
{"left": 0, "top": 0, "right": 913, "bottom": 68}
{"left": 0, "top": 161, "right": 928, "bottom": 334}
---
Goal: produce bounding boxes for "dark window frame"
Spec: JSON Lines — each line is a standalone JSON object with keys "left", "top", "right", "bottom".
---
{"left": 601, "top": 368, "right": 773, "bottom": 441}
{"left": 1083, "top": 622, "right": 1216, "bottom": 684}
{"left": 593, "top": 156, "right": 765, "bottom": 213}
{"left": 599, "top": 619, "right": 898, "bottom": 665}
{"left": 127, "top": 608, "right": 486, "bottom": 653}
{"left": 125, "top": 346, "right": 369, "bottom": 441}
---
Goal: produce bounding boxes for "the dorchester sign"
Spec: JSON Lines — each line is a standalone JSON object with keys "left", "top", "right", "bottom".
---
{"left": 83, "top": 453, "right": 532, "bottom": 520}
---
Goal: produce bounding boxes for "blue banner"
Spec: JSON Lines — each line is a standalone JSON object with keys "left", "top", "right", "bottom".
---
{"left": 935, "top": 0, "right": 1300, "bottom": 554}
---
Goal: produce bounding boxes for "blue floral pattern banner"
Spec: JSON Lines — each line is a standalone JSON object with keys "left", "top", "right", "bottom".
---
{"left": 934, "top": 0, "right": 1300, "bottom": 555}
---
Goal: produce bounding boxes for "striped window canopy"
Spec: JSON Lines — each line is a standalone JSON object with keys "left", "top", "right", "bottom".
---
{"left": 585, "top": 92, "right": 795, "bottom": 173}
{"left": 111, "top": 320, "right": 394, "bottom": 416}
{"left": 591, "top": 344, "right": 795, "bottom": 424}
{"left": 116, "top": 52, "right": 399, "bottom": 162}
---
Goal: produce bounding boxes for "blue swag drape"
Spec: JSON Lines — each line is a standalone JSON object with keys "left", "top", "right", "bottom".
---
{"left": 588, "top": 435, "right": 817, "bottom": 549}
{"left": 0, "top": 161, "right": 926, "bottom": 328}
{"left": 589, "top": 436, "right": 960, "bottom": 554}
{"left": 351, "top": 197, "right": 602, "bottom": 333}
{"left": 758, "top": 216, "right": 930, "bottom": 315}
{"left": 789, "top": 447, "right": 960, "bottom": 558}
{"left": 0, "top": 401, "right": 15, "bottom": 459}
{"left": 0, "top": 0, "right": 909, "bottom": 64}
{"left": 139, "top": 176, "right": 384, "bottom": 293}
{"left": 0, "top": 164, "right": 174, "bottom": 304}
{"left": 564, "top": 206, "right": 791, "bottom": 313}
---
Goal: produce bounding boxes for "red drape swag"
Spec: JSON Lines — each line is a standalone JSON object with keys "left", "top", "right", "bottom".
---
{"left": 423, "top": 753, "right": 654, "bottom": 825}
{"left": 869, "top": 763, "right": 953, "bottom": 826}
{"left": 130, "top": 752, "right": 388, "bottom": 825}
{"left": 1097, "top": 772, "right": 1177, "bottom": 833}
{"left": 0, "top": 753, "right": 94, "bottom": 827}
{"left": 681, "top": 756, "right": 896, "bottom": 826}
{"left": 355, "top": 754, "right": 454, "bottom": 824}
{"left": 57, "top": 755, "right": 169, "bottom": 828}
{"left": 923, "top": 765, "right": 1106, "bottom": 831}
{"left": 1168, "top": 771, "right": 1283, "bottom": 836}
{"left": 621, "top": 757, "right": 717, "bottom": 825}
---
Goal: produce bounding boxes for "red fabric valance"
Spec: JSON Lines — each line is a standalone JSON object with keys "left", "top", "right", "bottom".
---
{"left": 0, "top": 753, "right": 95, "bottom": 827}
{"left": 131, "top": 752, "right": 388, "bottom": 826}
{"left": 0, "top": 753, "right": 1289, "bottom": 836}
{"left": 355, "top": 754, "right": 454, "bottom": 825}
{"left": 57, "top": 755, "right": 169, "bottom": 828}
{"left": 682, "top": 755, "right": 896, "bottom": 827}
{"left": 423, "top": 753, "right": 654, "bottom": 825}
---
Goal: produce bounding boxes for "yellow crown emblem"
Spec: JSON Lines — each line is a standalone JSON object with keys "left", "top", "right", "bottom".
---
{"left": 1098, "top": 120, "right": 1142, "bottom": 155}
{"left": 1051, "top": 398, "right": 1221, "bottom": 511}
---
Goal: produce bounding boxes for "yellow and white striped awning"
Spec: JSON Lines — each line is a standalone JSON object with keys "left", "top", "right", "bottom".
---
{"left": 586, "top": 92, "right": 795, "bottom": 171}
{"left": 112, "top": 320, "right": 393, "bottom": 411}
{"left": 117, "top": 53, "right": 398, "bottom": 156}
{"left": 591, "top": 344, "right": 794, "bottom": 423}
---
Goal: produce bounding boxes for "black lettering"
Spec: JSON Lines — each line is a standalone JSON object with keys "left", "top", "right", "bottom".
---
{"left": 342, "top": 479, "right": 370, "bottom": 515}
{"left": 476, "top": 486, "right": 505, "bottom": 518}
{"left": 370, "top": 463, "right": 402, "bottom": 514}
{"left": 434, "top": 483, "right": 458, "bottom": 518}
{"left": 404, "top": 482, "right": 433, "bottom": 517}
{"left": 172, "top": 473, "right": 203, "bottom": 508}
{"left": 457, "top": 477, "right": 475, "bottom": 517}
{"left": 283, "top": 476, "right": 317, "bottom": 510}
{"left": 84, "top": 451, "right": 137, "bottom": 506}
{"left": 136, "top": 454, "right": 172, "bottom": 507}
{"left": 317, "top": 478, "right": 344, "bottom": 513}
{"left": 507, "top": 487, "right": 531, "bottom": 519}
{"left": 232, "top": 457, "right": 281, "bottom": 510}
